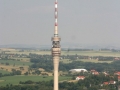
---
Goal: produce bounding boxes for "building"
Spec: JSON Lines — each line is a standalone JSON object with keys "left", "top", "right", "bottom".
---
{"left": 103, "top": 72, "right": 109, "bottom": 76}
{"left": 103, "top": 81, "right": 116, "bottom": 85}
{"left": 118, "top": 76, "right": 120, "bottom": 81}
{"left": 109, "top": 81, "right": 116, "bottom": 84}
{"left": 76, "top": 76, "right": 85, "bottom": 80}
{"left": 91, "top": 69, "right": 99, "bottom": 75}
{"left": 91, "top": 69, "right": 96, "bottom": 72}
{"left": 92, "top": 71, "right": 99, "bottom": 75}
{"left": 114, "top": 72, "right": 120, "bottom": 76}
{"left": 118, "top": 86, "right": 120, "bottom": 90}
{"left": 103, "top": 82, "right": 109, "bottom": 85}
{"left": 69, "top": 69, "right": 88, "bottom": 73}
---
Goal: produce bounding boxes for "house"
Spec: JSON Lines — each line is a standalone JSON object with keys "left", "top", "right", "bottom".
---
{"left": 103, "top": 72, "right": 109, "bottom": 76}
{"left": 91, "top": 69, "right": 96, "bottom": 72}
{"left": 114, "top": 72, "right": 120, "bottom": 75}
{"left": 118, "top": 86, "right": 120, "bottom": 90}
{"left": 103, "top": 82, "right": 109, "bottom": 85}
{"left": 118, "top": 76, "right": 120, "bottom": 81}
{"left": 76, "top": 76, "right": 85, "bottom": 80}
{"left": 92, "top": 71, "right": 99, "bottom": 75}
{"left": 103, "top": 81, "right": 116, "bottom": 85}
{"left": 69, "top": 69, "right": 88, "bottom": 73}
{"left": 90, "top": 69, "right": 99, "bottom": 75}
{"left": 109, "top": 81, "right": 116, "bottom": 84}
{"left": 114, "top": 57, "right": 120, "bottom": 60}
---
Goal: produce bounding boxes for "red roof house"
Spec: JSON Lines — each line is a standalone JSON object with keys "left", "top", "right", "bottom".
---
{"left": 76, "top": 76, "right": 85, "bottom": 80}
{"left": 114, "top": 72, "right": 120, "bottom": 75}
{"left": 118, "top": 76, "right": 120, "bottom": 81}
{"left": 90, "top": 69, "right": 99, "bottom": 75}
{"left": 103, "top": 82, "right": 109, "bottom": 85}
{"left": 103, "top": 81, "right": 116, "bottom": 85}
{"left": 92, "top": 71, "right": 99, "bottom": 75}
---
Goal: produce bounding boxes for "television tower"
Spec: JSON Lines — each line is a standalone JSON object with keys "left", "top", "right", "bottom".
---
{"left": 51, "top": 0, "right": 61, "bottom": 90}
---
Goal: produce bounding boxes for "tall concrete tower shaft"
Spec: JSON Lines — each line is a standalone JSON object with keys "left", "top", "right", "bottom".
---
{"left": 51, "top": 0, "right": 61, "bottom": 90}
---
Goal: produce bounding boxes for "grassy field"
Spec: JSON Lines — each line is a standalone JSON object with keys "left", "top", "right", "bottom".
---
{"left": 0, "top": 60, "right": 33, "bottom": 66}
{"left": 0, "top": 59, "right": 33, "bottom": 74}
{"left": 0, "top": 76, "right": 72, "bottom": 86}
{"left": 0, "top": 70, "right": 10, "bottom": 74}
{"left": 62, "top": 51, "right": 120, "bottom": 57}
{"left": 5, "top": 51, "right": 51, "bottom": 55}
{"left": 5, "top": 50, "right": 120, "bottom": 57}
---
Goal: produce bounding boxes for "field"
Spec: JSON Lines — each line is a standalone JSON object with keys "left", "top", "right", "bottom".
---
{"left": 0, "top": 59, "right": 32, "bottom": 66}
{"left": 0, "top": 76, "right": 72, "bottom": 86}
{"left": 0, "top": 59, "right": 33, "bottom": 74}
{"left": 62, "top": 51, "right": 120, "bottom": 57}
{"left": 5, "top": 51, "right": 51, "bottom": 55}
{"left": 60, "top": 59, "right": 113, "bottom": 64}
{"left": 4, "top": 50, "right": 120, "bottom": 57}
{"left": 0, "top": 48, "right": 120, "bottom": 87}
{"left": 76, "top": 59, "right": 113, "bottom": 63}
{"left": 0, "top": 70, "right": 10, "bottom": 74}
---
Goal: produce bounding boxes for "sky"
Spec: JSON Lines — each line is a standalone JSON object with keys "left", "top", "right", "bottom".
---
{"left": 0, "top": 0, "right": 120, "bottom": 47}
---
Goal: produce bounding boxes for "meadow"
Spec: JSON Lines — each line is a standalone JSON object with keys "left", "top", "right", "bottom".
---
{"left": 0, "top": 76, "right": 72, "bottom": 86}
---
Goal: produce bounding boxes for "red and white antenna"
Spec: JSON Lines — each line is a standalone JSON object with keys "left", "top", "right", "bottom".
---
{"left": 54, "top": 0, "right": 58, "bottom": 37}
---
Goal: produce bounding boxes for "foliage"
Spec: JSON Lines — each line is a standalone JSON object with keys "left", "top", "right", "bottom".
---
{"left": 0, "top": 74, "right": 118, "bottom": 90}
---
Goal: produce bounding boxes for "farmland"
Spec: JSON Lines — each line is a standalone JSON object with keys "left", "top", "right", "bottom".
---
{"left": 4, "top": 50, "right": 120, "bottom": 57}
{"left": 0, "top": 48, "right": 120, "bottom": 87}
{"left": 0, "top": 76, "right": 72, "bottom": 86}
{"left": 60, "top": 59, "right": 113, "bottom": 64}
{"left": 0, "top": 59, "right": 32, "bottom": 66}
{"left": 0, "top": 70, "right": 10, "bottom": 74}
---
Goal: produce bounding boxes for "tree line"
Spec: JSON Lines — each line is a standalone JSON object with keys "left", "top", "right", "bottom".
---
{"left": 29, "top": 54, "right": 120, "bottom": 72}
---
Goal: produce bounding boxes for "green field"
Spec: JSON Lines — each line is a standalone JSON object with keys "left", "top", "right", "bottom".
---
{"left": 0, "top": 70, "right": 10, "bottom": 74}
{"left": 62, "top": 51, "right": 120, "bottom": 57}
{"left": 0, "top": 76, "right": 72, "bottom": 86}
{"left": 5, "top": 51, "right": 51, "bottom": 55}
{"left": 0, "top": 60, "right": 33, "bottom": 66}
{"left": 5, "top": 50, "right": 120, "bottom": 57}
